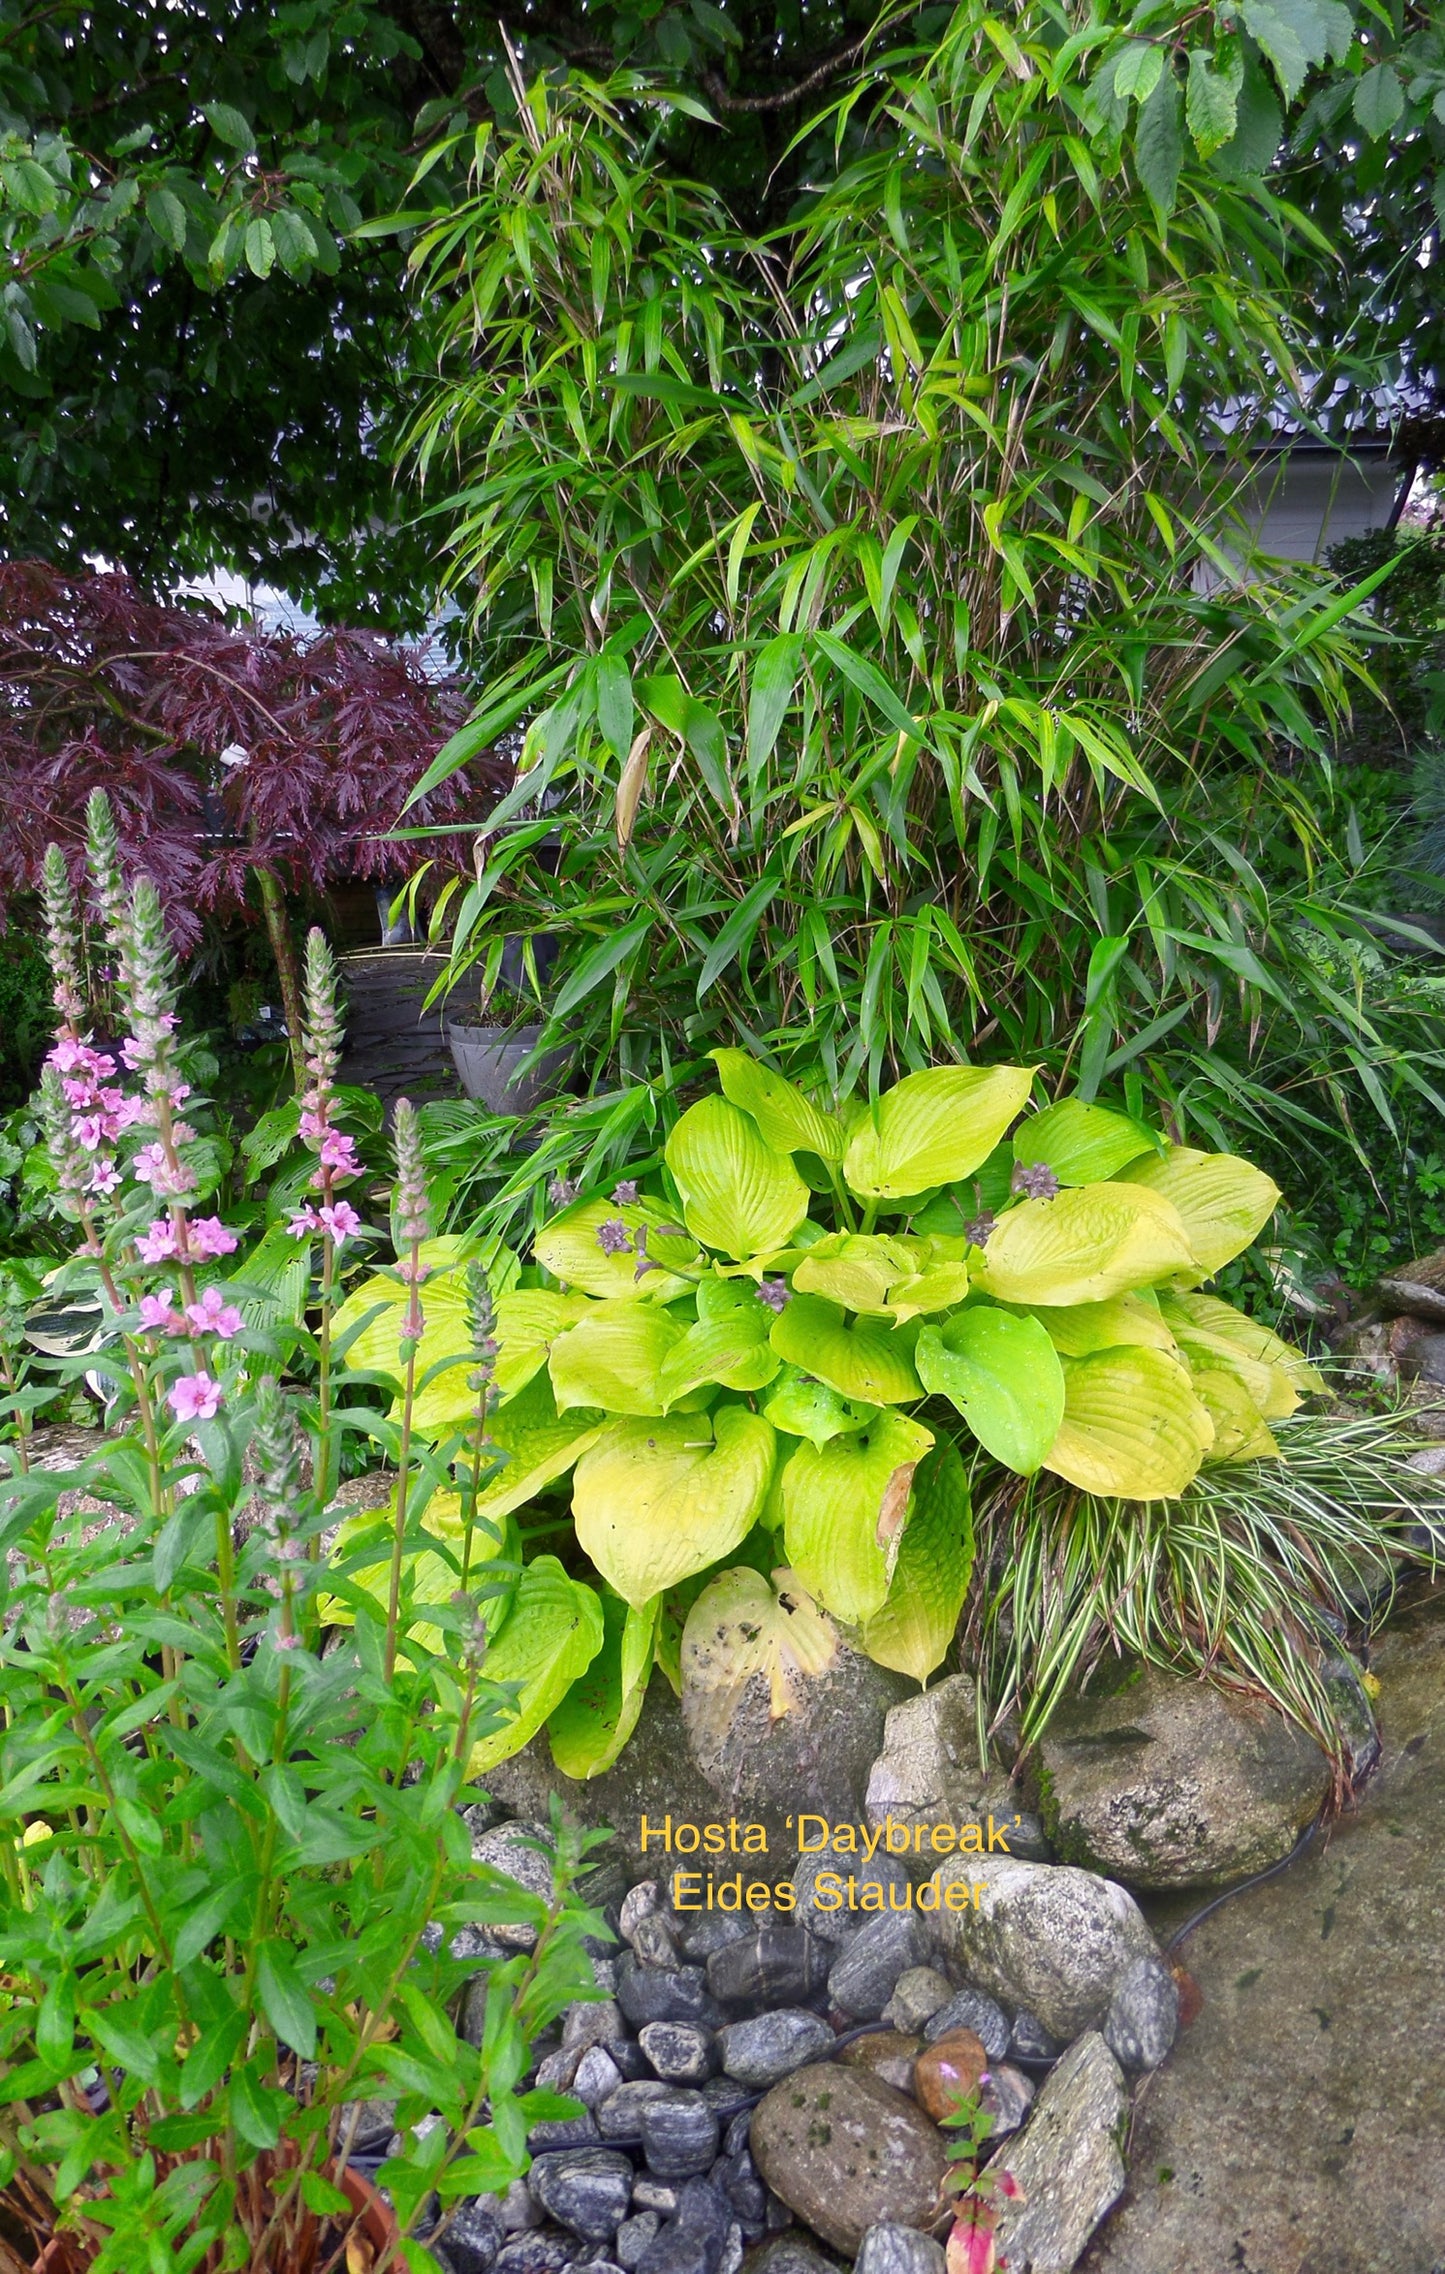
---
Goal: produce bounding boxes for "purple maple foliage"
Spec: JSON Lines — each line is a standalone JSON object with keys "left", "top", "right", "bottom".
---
{"left": 0, "top": 561, "right": 508, "bottom": 949}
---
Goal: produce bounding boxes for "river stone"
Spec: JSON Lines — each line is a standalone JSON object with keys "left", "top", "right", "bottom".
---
{"left": 635, "top": 2176, "right": 732, "bottom": 2274}
{"left": 792, "top": 1848, "right": 912, "bottom": 1941}
{"left": 677, "top": 1912, "right": 752, "bottom": 1961}
{"left": 619, "top": 1963, "right": 723, "bottom": 2033}
{"left": 836, "top": 2030, "right": 920, "bottom": 2092}
{"left": 715, "top": 2008, "right": 833, "bottom": 2087}
{"left": 927, "top": 1854, "right": 1157, "bottom": 2041}
{"left": 528, "top": 2150, "right": 635, "bottom": 2242}
{"left": 633, "top": 1912, "right": 686, "bottom": 1968}
{"left": 564, "top": 1997, "right": 626, "bottom": 2056}
{"left": 621, "top": 1881, "right": 663, "bottom": 1944}
{"left": 616, "top": 2213, "right": 660, "bottom": 2270}
{"left": 1036, "top": 1660, "right": 1331, "bottom": 1890}
{"left": 855, "top": 2226, "right": 947, "bottom": 2274}
{"left": 640, "top": 2090, "right": 720, "bottom": 2179}
{"left": 597, "top": 2081, "right": 675, "bottom": 2144}
{"left": 707, "top": 1926, "right": 829, "bottom": 2011}
{"left": 991, "top": 2034, "right": 1126, "bottom": 2274}
{"left": 684, "top": 1628, "right": 913, "bottom": 1829}
{"left": 981, "top": 2062, "right": 1034, "bottom": 2141}
{"left": 470, "top": 1821, "right": 556, "bottom": 1950}
{"left": 529, "top": 2111, "right": 602, "bottom": 2150}
{"left": 882, "top": 1967, "right": 954, "bottom": 2033}
{"left": 828, "top": 1911, "right": 929, "bottom": 2020}
{"left": 1081, "top": 1588, "right": 1445, "bottom": 2274}
{"left": 442, "top": 2196, "right": 506, "bottom": 2274}
{"left": 863, "top": 1676, "right": 1048, "bottom": 1867}
{"left": 495, "top": 2232, "right": 577, "bottom": 2274}
{"left": 749, "top": 2063, "right": 952, "bottom": 2254}
{"left": 922, "top": 1989, "right": 1009, "bottom": 2062}
{"left": 574, "top": 2046, "right": 626, "bottom": 2108}
{"left": 911, "top": 2028, "right": 988, "bottom": 2123}
{"left": 639, "top": 2022, "right": 717, "bottom": 2085}
{"left": 1009, "top": 2011, "right": 1063, "bottom": 2063}
{"left": 1101, "top": 1955, "right": 1178, "bottom": 2073}
{"left": 741, "top": 2245, "right": 836, "bottom": 2274}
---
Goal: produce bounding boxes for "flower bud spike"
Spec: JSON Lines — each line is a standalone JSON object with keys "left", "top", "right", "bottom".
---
{"left": 303, "top": 927, "right": 344, "bottom": 1097}
{"left": 85, "top": 789, "right": 130, "bottom": 956}
{"left": 41, "top": 845, "right": 85, "bottom": 1028}
{"left": 392, "top": 1099, "right": 431, "bottom": 1252}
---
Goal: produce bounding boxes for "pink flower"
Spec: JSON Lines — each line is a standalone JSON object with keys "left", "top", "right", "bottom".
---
{"left": 167, "top": 1372, "right": 222, "bottom": 1422}
{"left": 318, "top": 1200, "right": 362, "bottom": 1244}
{"left": 299, "top": 1108, "right": 324, "bottom": 1142}
{"left": 114, "top": 1095, "right": 150, "bottom": 1132}
{"left": 88, "top": 1162, "right": 121, "bottom": 1197}
{"left": 73, "top": 1113, "right": 118, "bottom": 1151}
{"left": 136, "top": 1219, "right": 178, "bottom": 1264}
{"left": 139, "top": 1293, "right": 185, "bottom": 1334}
{"left": 132, "top": 1142, "right": 169, "bottom": 1186}
{"left": 184, "top": 1287, "right": 244, "bottom": 1340}
{"left": 316, "top": 1129, "right": 360, "bottom": 1177}
{"left": 287, "top": 1207, "right": 322, "bottom": 1239}
{"left": 187, "top": 1217, "right": 238, "bottom": 1259}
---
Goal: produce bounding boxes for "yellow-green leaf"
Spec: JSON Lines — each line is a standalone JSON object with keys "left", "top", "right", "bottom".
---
{"left": 842, "top": 1064, "right": 1036, "bottom": 1201}
{"left": 780, "top": 1411, "right": 935, "bottom": 1623}
{"left": 860, "top": 1443, "right": 973, "bottom": 1681}
{"left": 549, "top": 1300, "right": 688, "bottom": 1416}
{"left": 1187, "top": 1361, "right": 1280, "bottom": 1463}
{"left": 760, "top": 1363, "right": 880, "bottom": 1450}
{"left": 1027, "top": 1290, "right": 1177, "bottom": 1357}
{"left": 976, "top": 1183, "right": 1196, "bottom": 1307}
{"left": 468, "top": 1371, "right": 607, "bottom": 1524}
{"left": 1118, "top": 1146, "right": 1279, "bottom": 1276}
{"left": 534, "top": 1201, "right": 699, "bottom": 1300}
{"left": 665, "top": 1096, "right": 809, "bottom": 1260}
{"left": 1044, "top": 1346, "right": 1213, "bottom": 1499}
{"left": 1011, "top": 1097, "right": 1158, "bottom": 1184}
{"left": 1158, "top": 1289, "right": 1323, "bottom": 1394}
{"left": 680, "top": 1566, "right": 838, "bottom": 1764}
{"left": 915, "top": 1306, "right": 1064, "bottom": 1473}
{"left": 710, "top": 1049, "right": 845, "bottom": 1161}
{"left": 469, "top": 1557, "right": 605, "bottom": 1773}
{"left": 319, "top": 1490, "right": 517, "bottom": 1653}
{"left": 494, "top": 1289, "right": 596, "bottom": 1404}
{"left": 658, "top": 1309, "right": 780, "bottom": 1408}
{"left": 769, "top": 1292, "right": 922, "bottom": 1404}
{"left": 549, "top": 1592, "right": 662, "bottom": 1778}
{"left": 571, "top": 1406, "right": 777, "bottom": 1605}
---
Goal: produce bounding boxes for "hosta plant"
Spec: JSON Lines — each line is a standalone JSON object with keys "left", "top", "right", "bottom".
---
{"left": 333, "top": 1047, "right": 1329, "bottom": 1768}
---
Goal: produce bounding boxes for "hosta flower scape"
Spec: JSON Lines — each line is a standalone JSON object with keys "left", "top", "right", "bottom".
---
{"left": 332, "top": 1050, "right": 1320, "bottom": 1775}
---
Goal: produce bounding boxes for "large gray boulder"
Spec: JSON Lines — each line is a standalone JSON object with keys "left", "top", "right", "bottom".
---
{"left": 749, "top": 2065, "right": 951, "bottom": 2255}
{"left": 926, "top": 1855, "right": 1157, "bottom": 2041}
{"left": 1035, "top": 1661, "right": 1331, "bottom": 1890}
{"left": 991, "top": 2033, "right": 1127, "bottom": 2274}
{"left": 863, "top": 1675, "right": 1048, "bottom": 1868}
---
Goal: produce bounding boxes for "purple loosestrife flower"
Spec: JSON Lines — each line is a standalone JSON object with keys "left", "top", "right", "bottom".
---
{"left": 756, "top": 1277, "right": 791, "bottom": 1313}
{"left": 38, "top": 1066, "right": 90, "bottom": 1222}
{"left": 40, "top": 845, "right": 84, "bottom": 1029}
{"left": 596, "top": 1217, "right": 632, "bottom": 1256}
{"left": 85, "top": 789, "right": 130, "bottom": 959}
{"left": 392, "top": 1098, "right": 431, "bottom": 1336}
{"left": 116, "top": 876, "right": 183, "bottom": 1103}
{"left": 1011, "top": 1161, "right": 1060, "bottom": 1201}
{"left": 168, "top": 1373, "right": 222, "bottom": 1422}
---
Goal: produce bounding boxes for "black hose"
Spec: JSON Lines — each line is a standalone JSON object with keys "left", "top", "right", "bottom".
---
{"left": 1163, "top": 1805, "right": 1326, "bottom": 1958}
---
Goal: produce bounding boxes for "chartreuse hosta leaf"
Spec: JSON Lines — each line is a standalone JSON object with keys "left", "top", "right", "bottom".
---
{"left": 1012, "top": 1097, "right": 1158, "bottom": 1185}
{"left": 658, "top": 1307, "right": 780, "bottom": 1409}
{"left": 1119, "top": 1146, "right": 1280, "bottom": 1276}
{"left": 665, "top": 1096, "right": 809, "bottom": 1259}
{"left": 1186, "top": 1362, "right": 1280, "bottom": 1464}
{"left": 469, "top": 1371, "right": 607, "bottom": 1524}
{"left": 791, "top": 1232, "right": 971, "bottom": 1320}
{"left": 780, "top": 1411, "right": 935, "bottom": 1623}
{"left": 1026, "top": 1290, "right": 1177, "bottom": 1357}
{"left": 469, "top": 1556, "right": 605, "bottom": 1774}
{"left": 770, "top": 1293, "right": 922, "bottom": 1404}
{"left": 320, "top": 1492, "right": 518, "bottom": 1653}
{"left": 549, "top": 1591, "right": 662, "bottom": 1778}
{"left": 977, "top": 1182, "right": 1196, "bottom": 1307}
{"left": 494, "top": 1289, "right": 596, "bottom": 1403}
{"left": 571, "top": 1405, "right": 777, "bottom": 1605}
{"left": 549, "top": 1300, "right": 691, "bottom": 1416}
{"left": 915, "top": 1307, "right": 1064, "bottom": 1473}
{"left": 761, "top": 1364, "right": 880, "bottom": 1451}
{"left": 710, "top": 1048, "right": 845, "bottom": 1161}
{"left": 680, "top": 1566, "right": 838, "bottom": 1764}
{"left": 1044, "top": 1345, "right": 1214, "bottom": 1498}
{"left": 1159, "top": 1289, "right": 1323, "bottom": 1396}
{"left": 534, "top": 1200, "right": 699, "bottom": 1300}
{"left": 842, "top": 1064, "right": 1036, "bottom": 1202}
{"left": 860, "top": 1443, "right": 974, "bottom": 1682}
{"left": 1168, "top": 1322, "right": 1296, "bottom": 1422}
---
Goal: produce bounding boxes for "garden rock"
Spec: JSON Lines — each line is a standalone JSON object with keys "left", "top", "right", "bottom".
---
{"left": 639, "top": 2022, "right": 716, "bottom": 2084}
{"left": 564, "top": 1997, "right": 626, "bottom": 2056}
{"left": 827, "top": 1910, "right": 928, "bottom": 2020}
{"left": 1101, "top": 1955, "right": 1178, "bottom": 2073}
{"left": 639, "top": 2090, "right": 720, "bottom": 2179}
{"left": 706, "top": 1926, "right": 829, "bottom": 2011}
{"left": 495, "top": 2231, "right": 578, "bottom": 2274}
{"left": 791, "top": 1848, "right": 911, "bottom": 1941}
{"left": 635, "top": 2176, "right": 732, "bottom": 2274}
{"left": 700, "top": 2075, "right": 757, "bottom": 2122}
{"left": 597, "top": 2081, "right": 675, "bottom": 2144}
{"left": 741, "top": 2243, "right": 836, "bottom": 2274}
{"left": 606, "top": 2038, "right": 652, "bottom": 2082}
{"left": 881, "top": 1966, "right": 953, "bottom": 2033}
{"left": 1009, "top": 2011, "right": 1063, "bottom": 2063}
{"left": 981, "top": 2063, "right": 1034, "bottom": 2141}
{"left": 1035, "top": 1660, "right": 1331, "bottom": 1890}
{"left": 620, "top": 1881, "right": 663, "bottom": 1944}
{"left": 529, "top": 2150, "right": 634, "bottom": 2241}
{"left": 911, "top": 2027, "right": 988, "bottom": 2122}
{"left": 922, "top": 1989, "right": 1009, "bottom": 2061}
{"left": 749, "top": 2062, "right": 952, "bottom": 2254}
{"left": 863, "top": 1676, "right": 1048, "bottom": 1865}
{"left": 855, "top": 2225, "right": 947, "bottom": 2274}
{"left": 440, "top": 2197, "right": 506, "bottom": 2274}
{"left": 715, "top": 2008, "right": 832, "bottom": 2087}
{"left": 678, "top": 1913, "right": 752, "bottom": 1962}
{"left": 684, "top": 1629, "right": 912, "bottom": 1830}
{"left": 618, "top": 1963, "right": 722, "bottom": 2033}
{"left": 991, "top": 2034, "right": 1126, "bottom": 2274}
{"left": 574, "top": 2047, "right": 626, "bottom": 2109}
{"left": 530, "top": 2111, "right": 603, "bottom": 2151}
{"left": 631, "top": 2180, "right": 680, "bottom": 2215}
{"left": 632, "top": 1911, "right": 685, "bottom": 1968}
{"left": 836, "top": 2029, "right": 921, "bottom": 2092}
{"left": 469, "top": 1820, "right": 556, "bottom": 1949}
{"left": 499, "top": 2180, "right": 544, "bottom": 2234}
{"left": 616, "top": 2212, "right": 660, "bottom": 2270}
{"left": 928, "top": 1855, "right": 1157, "bottom": 2041}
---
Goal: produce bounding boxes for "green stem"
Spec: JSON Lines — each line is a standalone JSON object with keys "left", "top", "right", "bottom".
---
{"left": 384, "top": 1323, "right": 420, "bottom": 1684}
{"left": 253, "top": 864, "right": 308, "bottom": 1095}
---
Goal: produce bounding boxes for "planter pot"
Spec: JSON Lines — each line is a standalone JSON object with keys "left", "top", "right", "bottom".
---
{"left": 336, "top": 948, "right": 457, "bottom": 1105}
{"left": 446, "top": 1022, "right": 573, "bottom": 1114}
{"left": 31, "top": 2164, "right": 396, "bottom": 2273}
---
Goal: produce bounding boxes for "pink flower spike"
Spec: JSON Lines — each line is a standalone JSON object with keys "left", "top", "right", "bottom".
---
{"left": 139, "top": 1293, "right": 184, "bottom": 1334}
{"left": 317, "top": 1129, "right": 360, "bottom": 1176}
{"left": 318, "top": 1200, "right": 362, "bottom": 1245}
{"left": 136, "top": 1220, "right": 178, "bottom": 1264}
{"left": 287, "top": 1208, "right": 322, "bottom": 1239}
{"left": 188, "top": 1217, "right": 239, "bottom": 1259}
{"left": 184, "top": 1287, "right": 244, "bottom": 1341}
{"left": 167, "top": 1372, "right": 222, "bottom": 1423}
